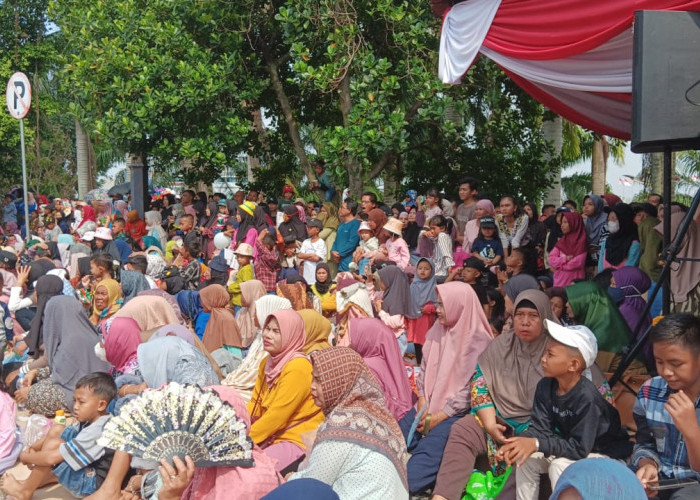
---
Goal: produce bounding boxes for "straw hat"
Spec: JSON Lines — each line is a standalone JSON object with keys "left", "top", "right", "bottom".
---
{"left": 234, "top": 242, "right": 254, "bottom": 257}
{"left": 384, "top": 217, "right": 403, "bottom": 236}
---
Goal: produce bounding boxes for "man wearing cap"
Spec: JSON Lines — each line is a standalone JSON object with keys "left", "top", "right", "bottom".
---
{"left": 498, "top": 321, "right": 632, "bottom": 499}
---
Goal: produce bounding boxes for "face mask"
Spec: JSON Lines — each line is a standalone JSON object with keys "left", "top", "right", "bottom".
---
{"left": 94, "top": 342, "right": 107, "bottom": 362}
{"left": 607, "top": 286, "right": 625, "bottom": 304}
{"left": 606, "top": 221, "right": 620, "bottom": 234}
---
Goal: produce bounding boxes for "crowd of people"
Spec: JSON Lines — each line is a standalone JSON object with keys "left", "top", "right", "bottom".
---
{"left": 0, "top": 178, "right": 698, "bottom": 500}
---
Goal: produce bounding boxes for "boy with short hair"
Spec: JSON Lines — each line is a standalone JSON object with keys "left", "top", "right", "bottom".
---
{"left": 1, "top": 372, "right": 117, "bottom": 500}
{"left": 176, "top": 239, "right": 202, "bottom": 290}
{"left": 111, "top": 217, "right": 126, "bottom": 240}
{"left": 254, "top": 229, "right": 279, "bottom": 293}
{"left": 498, "top": 321, "right": 631, "bottom": 500}
{"left": 298, "top": 218, "right": 326, "bottom": 285}
{"left": 633, "top": 314, "right": 700, "bottom": 499}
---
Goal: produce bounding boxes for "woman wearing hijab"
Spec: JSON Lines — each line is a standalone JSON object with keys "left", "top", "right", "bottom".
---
{"left": 317, "top": 203, "right": 339, "bottom": 276}
{"left": 503, "top": 273, "right": 540, "bottom": 317}
{"left": 199, "top": 201, "right": 221, "bottom": 259}
{"left": 310, "top": 263, "right": 336, "bottom": 317}
{"left": 223, "top": 295, "right": 293, "bottom": 402}
{"left": 349, "top": 318, "right": 414, "bottom": 422}
{"left": 549, "top": 212, "right": 588, "bottom": 287}
{"left": 115, "top": 294, "right": 179, "bottom": 332}
{"left": 113, "top": 199, "right": 128, "bottom": 220}
{"left": 238, "top": 280, "right": 267, "bottom": 349}
{"left": 176, "top": 289, "right": 208, "bottom": 338}
{"left": 75, "top": 204, "right": 96, "bottom": 232}
{"left": 334, "top": 282, "right": 373, "bottom": 347}
{"left": 89, "top": 278, "right": 123, "bottom": 326}
{"left": 234, "top": 202, "right": 260, "bottom": 253}
{"left": 144, "top": 210, "right": 168, "bottom": 251}
{"left": 279, "top": 204, "right": 307, "bottom": 244}
{"left": 298, "top": 309, "right": 331, "bottom": 355}
{"left": 247, "top": 309, "right": 324, "bottom": 472}
{"left": 288, "top": 347, "right": 409, "bottom": 499}
{"left": 368, "top": 208, "right": 389, "bottom": 244}
{"left": 611, "top": 266, "right": 652, "bottom": 365}
{"left": 565, "top": 281, "right": 640, "bottom": 373}
{"left": 103, "top": 317, "right": 142, "bottom": 376}
{"left": 376, "top": 265, "right": 411, "bottom": 354}
{"left": 598, "top": 203, "right": 640, "bottom": 272}
{"left": 398, "top": 282, "right": 493, "bottom": 495}
{"left": 199, "top": 284, "right": 243, "bottom": 353}
{"left": 276, "top": 272, "right": 315, "bottom": 311}
{"left": 433, "top": 290, "right": 612, "bottom": 500}
{"left": 25, "top": 296, "right": 111, "bottom": 416}
{"left": 120, "top": 269, "right": 150, "bottom": 303}
{"left": 582, "top": 194, "right": 608, "bottom": 269}
{"left": 24, "top": 275, "right": 64, "bottom": 356}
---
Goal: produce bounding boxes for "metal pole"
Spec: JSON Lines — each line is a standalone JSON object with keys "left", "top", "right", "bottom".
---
{"left": 19, "top": 118, "right": 30, "bottom": 240}
{"left": 662, "top": 147, "right": 672, "bottom": 315}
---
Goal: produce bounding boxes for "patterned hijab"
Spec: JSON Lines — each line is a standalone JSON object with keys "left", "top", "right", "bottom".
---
{"left": 90, "top": 278, "right": 123, "bottom": 325}
{"left": 310, "top": 347, "right": 408, "bottom": 489}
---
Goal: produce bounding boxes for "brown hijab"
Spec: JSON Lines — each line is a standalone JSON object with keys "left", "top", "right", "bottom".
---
{"left": 199, "top": 284, "right": 243, "bottom": 351}
{"left": 238, "top": 280, "right": 267, "bottom": 348}
{"left": 478, "top": 289, "right": 557, "bottom": 423}
{"left": 368, "top": 208, "right": 389, "bottom": 244}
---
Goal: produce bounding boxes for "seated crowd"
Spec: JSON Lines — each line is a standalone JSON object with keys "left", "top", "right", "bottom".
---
{"left": 0, "top": 181, "right": 698, "bottom": 500}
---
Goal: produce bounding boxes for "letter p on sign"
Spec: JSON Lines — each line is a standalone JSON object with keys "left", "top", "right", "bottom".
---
{"left": 6, "top": 72, "right": 31, "bottom": 119}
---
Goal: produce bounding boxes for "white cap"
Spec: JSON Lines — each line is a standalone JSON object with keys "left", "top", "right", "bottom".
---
{"left": 545, "top": 319, "right": 598, "bottom": 368}
{"left": 82, "top": 231, "right": 96, "bottom": 242}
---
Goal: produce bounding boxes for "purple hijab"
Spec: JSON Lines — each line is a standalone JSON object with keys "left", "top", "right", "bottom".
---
{"left": 612, "top": 267, "right": 651, "bottom": 356}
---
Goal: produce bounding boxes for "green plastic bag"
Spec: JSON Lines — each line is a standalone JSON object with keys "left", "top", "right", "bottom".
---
{"left": 461, "top": 466, "right": 513, "bottom": 500}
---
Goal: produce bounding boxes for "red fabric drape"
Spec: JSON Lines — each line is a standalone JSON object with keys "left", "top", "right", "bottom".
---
{"left": 482, "top": 0, "right": 700, "bottom": 60}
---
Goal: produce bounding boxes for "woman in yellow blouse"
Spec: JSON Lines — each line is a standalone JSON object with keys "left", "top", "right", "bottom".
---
{"left": 248, "top": 309, "right": 324, "bottom": 473}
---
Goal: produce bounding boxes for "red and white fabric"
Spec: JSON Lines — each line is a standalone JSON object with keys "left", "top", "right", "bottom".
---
{"left": 437, "top": 0, "right": 700, "bottom": 139}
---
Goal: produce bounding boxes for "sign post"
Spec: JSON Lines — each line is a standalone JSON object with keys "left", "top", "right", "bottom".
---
{"left": 6, "top": 72, "right": 32, "bottom": 240}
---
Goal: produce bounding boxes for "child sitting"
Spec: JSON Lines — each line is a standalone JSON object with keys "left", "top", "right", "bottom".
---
{"left": 424, "top": 215, "right": 455, "bottom": 284}
{"left": 1, "top": 372, "right": 117, "bottom": 500}
{"left": 498, "top": 321, "right": 631, "bottom": 500}
{"left": 228, "top": 242, "right": 255, "bottom": 310}
{"left": 175, "top": 239, "right": 202, "bottom": 291}
{"left": 633, "top": 314, "right": 700, "bottom": 499}
{"left": 350, "top": 221, "right": 379, "bottom": 276}
{"left": 0, "top": 365, "right": 20, "bottom": 474}
{"left": 111, "top": 217, "right": 126, "bottom": 240}
{"left": 380, "top": 217, "right": 410, "bottom": 270}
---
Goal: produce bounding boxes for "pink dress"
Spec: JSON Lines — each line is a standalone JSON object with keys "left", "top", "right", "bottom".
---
{"left": 385, "top": 237, "right": 410, "bottom": 270}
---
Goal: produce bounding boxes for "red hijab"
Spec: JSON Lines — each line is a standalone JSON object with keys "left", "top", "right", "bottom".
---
{"left": 554, "top": 212, "right": 587, "bottom": 256}
{"left": 77, "top": 205, "right": 96, "bottom": 229}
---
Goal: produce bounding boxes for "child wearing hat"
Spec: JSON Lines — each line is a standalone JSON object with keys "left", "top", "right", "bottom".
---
{"left": 227, "top": 242, "right": 255, "bottom": 310}
{"left": 298, "top": 218, "right": 326, "bottom": 285}
{"left": 379, "top": 217, "right": 410, "bottom": 270}
{"left": 498, "top": 321, "right": 631, "bottom": 499}
{"left": 350, "top": 221, "right": 379, "bottom": 276}
{"left": 471, "top": 216, "right": 504, "bottom": 270}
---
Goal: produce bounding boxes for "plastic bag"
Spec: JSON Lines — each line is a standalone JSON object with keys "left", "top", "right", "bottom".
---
{"left": 22, "top": 414, "right": 53, "bottom": 449}
{"left": 462, "top": 466, "right": 513, "bottom": 500}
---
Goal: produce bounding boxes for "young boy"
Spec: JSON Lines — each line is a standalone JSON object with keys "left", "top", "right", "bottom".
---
{"left": 254, "top": 229, "right": 279, "bottom": 293}
{"left": 1, "top": 372, "right": 117, "bottom": 500}
{"left": 633, "top": 314, "right": 700, "bottom": 499}
{"left": 228, "top": 242, "right": 255, "bottom": 309}
{"left": 111, "top": 217, "right": 126, "bottom": 240}
{"left": 176, "top": 239, "right": 202, "bottom": 291}
{"left": 298, "top": 218, "right": 326, "bottom": 285}
{"left": 498, "top": 321, "right": 631, "bottom": 500}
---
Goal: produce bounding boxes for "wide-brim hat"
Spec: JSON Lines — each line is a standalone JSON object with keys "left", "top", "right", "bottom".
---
{"left": 384, "top": 217, "right": 403, "bottom": 236}
{"left": 95, "top": 227, "right": 113, "bottom": 240}
{"left": 234, "top": 242, "right": 254, "bottom": 257}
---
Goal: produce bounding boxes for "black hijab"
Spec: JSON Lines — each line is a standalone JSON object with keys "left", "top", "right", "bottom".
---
{"left": 236, "top": 207, "right": 257, "bottom": 243}
{"left": 25, "top": 275, "right": 64, "bottom": 354}
{"left": 314, "top": 263, "right": 333, "bottom": 295}
{"left": 605, "top": 203, "right": 638, "bottom": 267}
{"left": 279, "top": 204, "right": 307, "bottom": 242}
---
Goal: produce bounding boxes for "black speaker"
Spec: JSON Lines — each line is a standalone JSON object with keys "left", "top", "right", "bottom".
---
{"left": 632, "top": 10, "right": 700, "bottom": 153}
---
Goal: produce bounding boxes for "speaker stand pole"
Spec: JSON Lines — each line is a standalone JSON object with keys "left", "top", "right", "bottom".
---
{"left": 662, "top": 146, "right": 672, "bottom": 315}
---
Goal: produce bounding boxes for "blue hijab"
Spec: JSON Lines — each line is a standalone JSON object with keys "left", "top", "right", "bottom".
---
{"left": 551, "top": 458, "right": 645, "bottom": 499}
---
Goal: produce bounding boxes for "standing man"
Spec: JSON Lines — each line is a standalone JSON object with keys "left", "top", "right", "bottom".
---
{"left": 181, "top": 190, "right": 197, "bottom": 218}
{"left": 331, "top": 200, "right": 361, "bottom": 272}
{"left": 361, "top": 192, "right": 378, "bottom": 216}
{"left": 455, "top": 177, "right": 479, "bottom": 241}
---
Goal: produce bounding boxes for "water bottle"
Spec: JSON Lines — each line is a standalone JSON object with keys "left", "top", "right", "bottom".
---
{"left": 15, "top": 373, "right": 26, "bottom": 411}
{"left": 54, "top": 410, "right": 67, "bottom": 425}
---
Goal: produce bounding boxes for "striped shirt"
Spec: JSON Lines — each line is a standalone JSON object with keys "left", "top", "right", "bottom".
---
{"left": 631, "top": 376, "right": 700, "bottom": 480}
{"left": 59, "top": 415, "right": 111, "bottom": 471}
{"left": 433, "top": 232, "right": 455, "bottom": 278}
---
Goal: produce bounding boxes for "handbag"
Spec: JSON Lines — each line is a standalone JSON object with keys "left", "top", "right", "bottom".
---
{"left": 462, "top": 466, "right": 513, "bottom": 500}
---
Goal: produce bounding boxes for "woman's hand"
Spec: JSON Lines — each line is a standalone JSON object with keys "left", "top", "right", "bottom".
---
{"left": 484, "top": 422, "right": 508, "bottom": 445}
{"left": 15, "top": 386, "right": 30, "bottom": 404}
{"left": 158, "top": 456, "right": 195, "bottom": 500}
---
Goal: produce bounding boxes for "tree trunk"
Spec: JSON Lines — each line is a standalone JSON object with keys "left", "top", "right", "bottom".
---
{"left": 591, "top": 138, "right": 607, "bottom": 195}
{"left": 542, "top": 116, "right": 563, "bottom": 206}
{"left": 76, "top": 120, "right": 90, "bottom": 199}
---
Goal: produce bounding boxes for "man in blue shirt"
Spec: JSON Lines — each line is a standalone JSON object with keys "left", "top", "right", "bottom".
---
{"left": 331, "top": 199, "right": 361, "bottom": 272}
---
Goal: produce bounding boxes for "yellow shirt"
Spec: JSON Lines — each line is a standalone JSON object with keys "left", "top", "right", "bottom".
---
{"left": 228, "top": 264, "right": 254, "bottom": 306}
{"left": 247, "top": 357, "right": 324, "bottom": 449}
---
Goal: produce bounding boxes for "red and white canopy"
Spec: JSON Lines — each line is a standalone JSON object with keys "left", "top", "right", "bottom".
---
{"left": 434, "top": 0, "right": 700, "bottom": 139}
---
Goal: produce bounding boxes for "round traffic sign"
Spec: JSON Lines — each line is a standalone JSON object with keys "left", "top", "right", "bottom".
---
{"left": 6, "top": 72, "right": 31, "bottom": 119}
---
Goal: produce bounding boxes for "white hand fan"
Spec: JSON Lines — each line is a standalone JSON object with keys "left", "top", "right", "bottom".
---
{"left": 98, "top": 382, "right": 254, "bottom": 467}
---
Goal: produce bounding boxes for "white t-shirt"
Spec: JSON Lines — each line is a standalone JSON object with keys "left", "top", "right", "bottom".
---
{"left": 299, "top": 238, "right": 327, "bottom": 285}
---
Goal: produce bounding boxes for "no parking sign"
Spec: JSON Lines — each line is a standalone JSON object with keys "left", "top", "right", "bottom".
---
{"left": 6, "top": 72, "right": 31, "bottom": 119}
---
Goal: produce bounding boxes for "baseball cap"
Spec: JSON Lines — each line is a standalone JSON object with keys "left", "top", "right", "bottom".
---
{"left": 480, "top": 216, "right": 496, "bottom": 229}
{"left": 266, "top": 196, "right": 278, "bottom": 205}
{"left": 307, "top": 218, "right": 323, "bottom": 230}
{"left": 544, "top": 319, "right": 598, "bottom": 368}
{"left": 463, "top": 257, "right": 485, "bottom": 272}
{"left": 0, "top": 250, "right": 17, "bottom": 268}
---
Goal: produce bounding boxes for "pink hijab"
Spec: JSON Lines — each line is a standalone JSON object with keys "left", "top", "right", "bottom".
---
{"left": 421, "top": 282, "right": 494, "bottom": 414}
{"left": 263, "top": 310, "right": 307, "bottom": 386}
{"left": 463, "top": 199, "right": 495, "bottom": 252}
{"left": 104, "top": 317, "right": 141, "bottom": 374}
{"left": 349, "top": 318, "right": 414, "bottom": 421}
{"left": 182, "top": 386, "right": 283, "bottom": 500}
